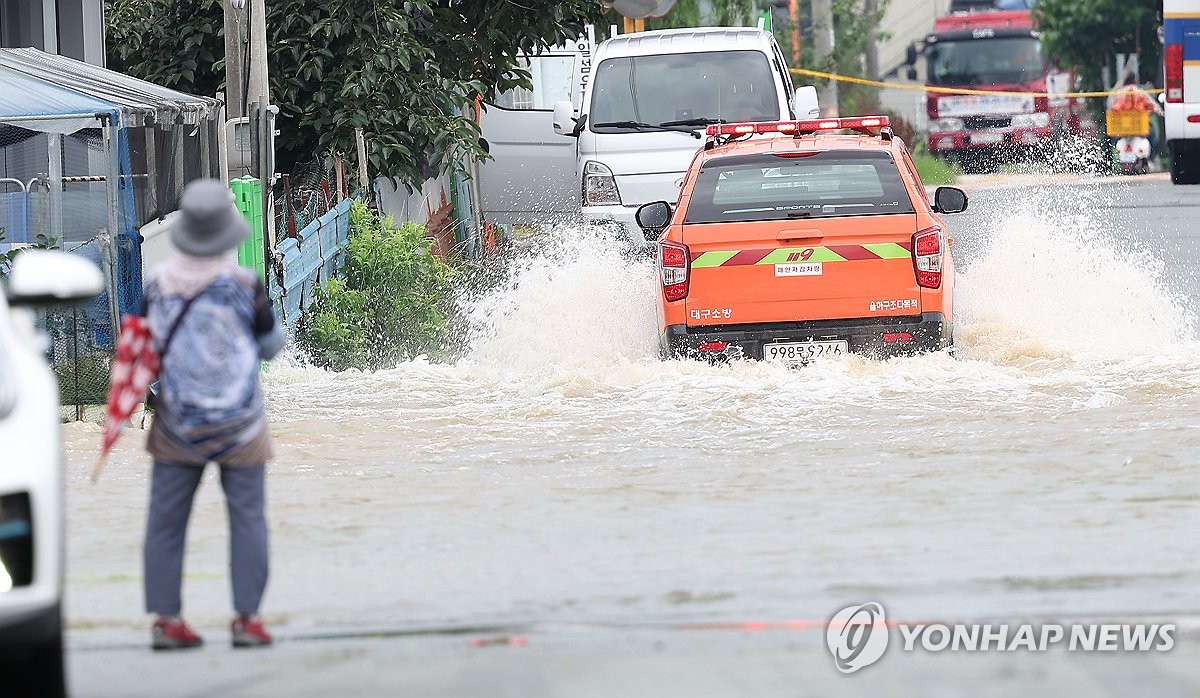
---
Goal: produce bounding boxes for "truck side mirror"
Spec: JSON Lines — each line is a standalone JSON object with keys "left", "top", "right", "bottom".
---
{"left": 933, "top": 186, "right": 968, "bottom": 214}
{"left": 790, "top": 86, "right": 820, "bottom": 119}
{"left": 552, "top": 101, "right": 577, "bottom": 136}
{"left": 905, "top": 43, "right": 918, "bottom": 66}
{"left": 636, "top": 201, "right": 673, "bottom": 240}
{"left": 906, "top": 66, "right": 918, "bottom": 81}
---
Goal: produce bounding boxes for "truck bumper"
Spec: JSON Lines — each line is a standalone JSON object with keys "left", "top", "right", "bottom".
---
{"left": 661, "top": 312, "right": 952, "bottom": 361}
{"left": 929, "top": 126, "right": 1055, "bottom": 154}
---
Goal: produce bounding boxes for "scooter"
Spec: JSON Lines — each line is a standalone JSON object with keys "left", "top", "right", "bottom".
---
{"left": 1115, "top": 135, "right": 1152, "bottom": 175}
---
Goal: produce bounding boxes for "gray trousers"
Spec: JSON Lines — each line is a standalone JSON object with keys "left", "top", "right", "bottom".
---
{"left": 144, "top": 460, "right": 269, "bottom": 617}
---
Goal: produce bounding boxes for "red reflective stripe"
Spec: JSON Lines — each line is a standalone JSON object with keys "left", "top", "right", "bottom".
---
{"left": 826, "top": 244, "right": 880, "bottom": 260}
{"left": 721, "top": 248, "right": 774, "bottom": 266}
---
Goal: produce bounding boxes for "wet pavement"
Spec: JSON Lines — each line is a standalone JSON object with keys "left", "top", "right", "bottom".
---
{"left": 59, "top": 173, "right": 1200, "bottom": 695}
{"left": 66, "top": 622, "right": 1200, "bottom": 697}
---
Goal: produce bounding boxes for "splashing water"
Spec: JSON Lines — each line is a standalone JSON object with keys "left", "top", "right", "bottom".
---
{"left": 955, "top": 186, "right": 1197, "bottom": 366}
{"left": 457, "top": 226, "right": 660, "bottom": 374}
{"left": 264, "top": 183, "right": 1200, "bottom": 417}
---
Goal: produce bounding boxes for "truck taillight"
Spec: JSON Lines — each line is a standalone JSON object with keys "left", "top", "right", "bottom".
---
{"left": 912, "top": 226, "right": 942, "bottom": 289}
{"left": 1166, "top": 44, "right": 1184, "bottom": 103}
{"left": 659, "top": 240, "right": 690, "bottom": 302}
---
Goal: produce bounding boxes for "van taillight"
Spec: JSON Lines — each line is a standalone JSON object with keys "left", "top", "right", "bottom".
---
{"left": 660, "top": 240, "right": 691, "bottom": 302}
{"left": 1167, "top": 44, "right": 1184, "bottom": 103}
{"left": 912, "top": 226, "right": 942, "bottom": 289}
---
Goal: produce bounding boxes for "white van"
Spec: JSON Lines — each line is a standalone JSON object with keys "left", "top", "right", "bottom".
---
{"left": 1164, "top": 0, "right": 1200, "bottom": 184}
{"left": 553, "top": 27, "right": 818, "bottom": 238}
{"left": 476, "top": 27, "right": 817, "bottom": 235}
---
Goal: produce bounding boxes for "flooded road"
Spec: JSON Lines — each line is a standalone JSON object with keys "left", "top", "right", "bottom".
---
{"left": 63, "top": 176, "right": 1200, "bottom": 642}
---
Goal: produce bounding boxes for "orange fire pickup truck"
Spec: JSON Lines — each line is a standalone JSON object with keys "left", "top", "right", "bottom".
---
{"left": 635, "top": 115, "right": 968, "bottom": 364}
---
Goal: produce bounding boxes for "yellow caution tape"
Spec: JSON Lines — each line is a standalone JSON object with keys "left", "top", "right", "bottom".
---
{"left": 789, "top": 67, "right": 1164, "bottom": 99}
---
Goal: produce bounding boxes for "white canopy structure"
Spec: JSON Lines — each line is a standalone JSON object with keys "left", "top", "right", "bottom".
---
{"left": 0, "top": 47, "right": 222, "bottom": 340}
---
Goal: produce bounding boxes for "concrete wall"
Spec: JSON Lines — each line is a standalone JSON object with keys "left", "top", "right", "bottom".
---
{"left": 873, "top": 0, "right": 953, "bottom": 134}
{"left": 0, "top": 0, "right": 105, "bottom": 66}
{"left": 877, "top": 0, "right": 951, "bottom": 80}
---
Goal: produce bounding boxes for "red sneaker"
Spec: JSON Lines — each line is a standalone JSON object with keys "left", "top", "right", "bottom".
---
{"left": 151, "top": 617, "right": 204, "bottom": 650}
{"left": 231, "top": 615, "right": 273, "bottom": 648}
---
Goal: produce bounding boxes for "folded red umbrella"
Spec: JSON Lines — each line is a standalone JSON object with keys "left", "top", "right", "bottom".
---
{"left": 92, "top": 315, "right": 159, "bottom": 482}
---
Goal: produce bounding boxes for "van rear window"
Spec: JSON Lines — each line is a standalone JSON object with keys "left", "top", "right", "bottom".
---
{"left": 683, "top": 150, "right": 915, "bottom": 223}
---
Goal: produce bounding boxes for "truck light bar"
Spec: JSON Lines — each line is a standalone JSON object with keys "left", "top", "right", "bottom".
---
{"left": 706, "top": 116, "right": 891, "bottom": 137}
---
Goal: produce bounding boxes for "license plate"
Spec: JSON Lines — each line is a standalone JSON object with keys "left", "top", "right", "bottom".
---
{"left": 764, "top": 340, "right": 848, "bottom": 363}
{"left": 970, "top": 132, "right": 1004, "bottom": 145}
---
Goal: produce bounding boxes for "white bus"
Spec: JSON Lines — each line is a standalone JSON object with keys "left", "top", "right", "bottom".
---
{"left": 1164, "top": 0, "right": 1200, "bottom": 183}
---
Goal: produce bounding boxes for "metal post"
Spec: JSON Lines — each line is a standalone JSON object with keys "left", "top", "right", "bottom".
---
{"left": 283, "top": 174, "right": 296, "bottom": 238}
{"left": 199, "top": 116, "right": 212, "bottom": 178}
{"left": 252, "top": 96, "right": 276, "bottom": 293}
{"left": 101, "top": 121, "right": 122, "bottom": 332}
{"left": 47, "top": 133, "right": 63, "bottom": 242}
{"left": 73, "top": 306, "right": 81, "bottom": 422}
{"left": 40, "top": 0, "right": 58, "bottom": 53}
{"left": 334, "top": 152, "right": 346, "bottom": 202}
{"left": 145, "top": 126, "right": 158, "bottom": 214}
{"left": 355, "top": 127, "right": 369, "bottom": 203}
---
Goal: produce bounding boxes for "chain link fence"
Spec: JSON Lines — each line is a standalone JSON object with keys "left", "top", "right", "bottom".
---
{"left": 1, "top": 123, "right": 124, "bottom": 421}
{"left": 38, "top": 234, "right": 118, "bottom": 422}
{"left": 273, "top": 157, "right": 337, "bottom": 242}
{"left": 1, "top": 121, "right": 161, "bottom": 422}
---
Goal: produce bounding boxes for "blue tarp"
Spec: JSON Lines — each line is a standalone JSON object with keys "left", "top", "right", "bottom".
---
{"left": 0, "top": 64, "right": 117, "bottom": 132}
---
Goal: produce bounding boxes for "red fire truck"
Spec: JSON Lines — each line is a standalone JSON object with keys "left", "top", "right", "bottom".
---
{"left": 904, "top": 0, "right": 1094, "bottom": 172}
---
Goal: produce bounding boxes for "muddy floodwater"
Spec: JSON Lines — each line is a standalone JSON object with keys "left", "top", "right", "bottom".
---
{"left": 63, "top": 179, "right": 1200, "bottom": 638}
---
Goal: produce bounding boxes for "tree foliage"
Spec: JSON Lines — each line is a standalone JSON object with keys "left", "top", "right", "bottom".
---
{"left": 105, "top": 0, "right": 605, "bottom": 187}
{"left": 104, "top": 0, "right": 887, "bottom": 186}
{"left": 1035, "top": 0, "right": 1161, "bottom": 91}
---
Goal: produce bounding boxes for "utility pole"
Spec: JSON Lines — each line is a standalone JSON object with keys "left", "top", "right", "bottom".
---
{"left": 222, "top": 0, "right": 270, "bottom": 119}
{"left": 789, "top": 0, "right": 801, "bottom": 65}
{"left": 223, "top": 0, "right": 275, "bottom": 286}
{"left": 864, "top": 0, "right": 879, "bottom": 81}
{"left": 811, "top": 0, "right": 838, "bottom": 116}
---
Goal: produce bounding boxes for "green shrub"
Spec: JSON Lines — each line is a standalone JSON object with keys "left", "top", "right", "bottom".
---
{"left": 911, "top": 146, "right": 962, "bottom": 186}
{"left": 298, "top": 201, "right": 457, "bottom": 371}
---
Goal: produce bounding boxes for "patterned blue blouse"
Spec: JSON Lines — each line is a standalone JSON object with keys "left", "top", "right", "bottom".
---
{"left": 142, "top": 268, "right": 284, "bottom": 467}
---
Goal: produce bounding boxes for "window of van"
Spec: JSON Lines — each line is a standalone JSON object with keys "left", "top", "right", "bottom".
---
{"left": 492, "top": 55, "right": 576, "bottom": 110}
{"left": 684, "top": 151, "right": 915, "bottom": 223}
{"left": 590, "top": 50, "right": 779, "bottom": 129}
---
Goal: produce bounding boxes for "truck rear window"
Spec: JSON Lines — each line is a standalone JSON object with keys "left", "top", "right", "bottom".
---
{"left": 683, "top": 150, "right": 915, "bottom": 223}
